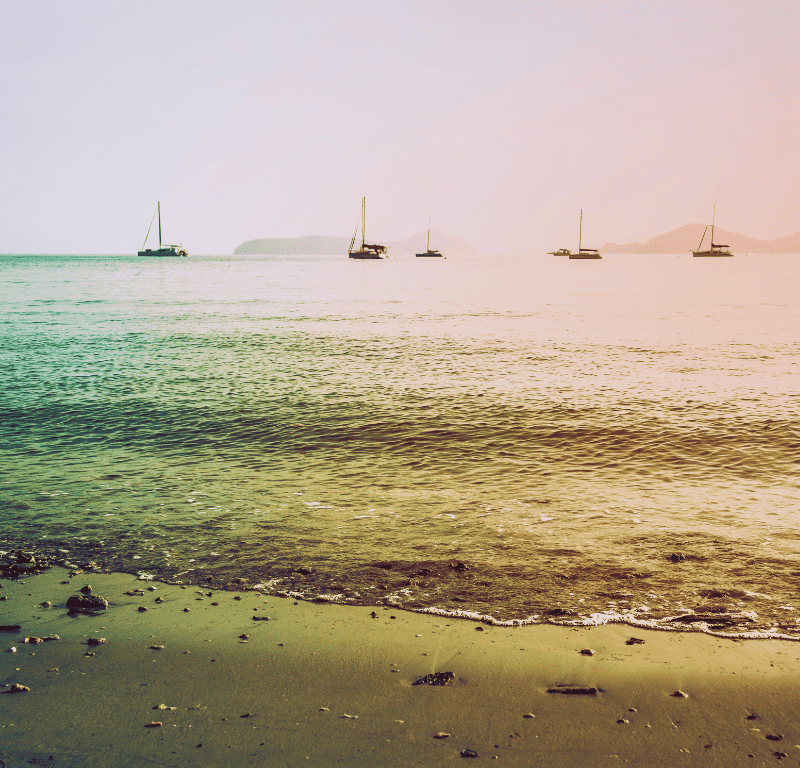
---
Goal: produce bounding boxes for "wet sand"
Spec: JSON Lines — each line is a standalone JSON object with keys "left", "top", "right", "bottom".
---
{"left": 1, "top": 567, "right": 799, "bottom": 767}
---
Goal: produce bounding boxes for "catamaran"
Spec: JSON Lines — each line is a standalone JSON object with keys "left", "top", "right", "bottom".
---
{"left": 568, "top": 210, "right": 602, "bottom": 259}
{"left": 348, "top": 198, "right": 388, "bottom": 259}
{"left": 692, "top": 201, "right": 733, "bottom": 257}
{"left": 138, "top": 202, "right": 188, "bottom": 257}
{"left": 416, "top": 216, "right": 443, "bottom": 257}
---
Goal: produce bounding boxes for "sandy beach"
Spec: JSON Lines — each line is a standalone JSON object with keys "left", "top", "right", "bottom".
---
{"left": 2, "top": 568, "right": 799, "bottom": 766}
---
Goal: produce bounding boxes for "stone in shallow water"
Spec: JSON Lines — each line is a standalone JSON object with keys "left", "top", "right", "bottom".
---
{"left": 547, "top": 685, "right": 598, "bottom": 695}
{"left": 413, "top": 671, "right": 454, "bottom": 686}
{"left": 66, "top": 594, "right": 108, "bottom": 613}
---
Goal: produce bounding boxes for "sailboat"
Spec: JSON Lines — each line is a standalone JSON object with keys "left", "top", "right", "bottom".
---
{"left": 138, "top": 202, "right": 188, "bottom": 257}
{"left": 416, "top": 216, "right": 443, "bottom": 257}
{"left": 568, "top": 209, "right": 602, "bottom": 259}
{"left": 692, "top": 201, "right": 733, "bottom": 257}
{"left": 548, "top": 226, "right": 570, "bottom": 256}
{"left": 348, "top": 197, "right": 389, "bottom": 259}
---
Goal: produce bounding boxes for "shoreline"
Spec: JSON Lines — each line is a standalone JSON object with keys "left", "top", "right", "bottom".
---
{"left": 2, "top": 567, "right": 800, "bottom": 766}
{"left": 3, "top": 544, "right": 798, "bottom": 642}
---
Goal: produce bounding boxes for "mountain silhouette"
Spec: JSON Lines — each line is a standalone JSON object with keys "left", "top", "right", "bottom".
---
{"left": 234, "top": 231, "right": 479, "bottom": 256}
{"left": 601, "top": 224, "right": 800, "bottom": 254}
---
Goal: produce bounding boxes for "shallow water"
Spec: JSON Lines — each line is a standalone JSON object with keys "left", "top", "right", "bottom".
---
{"left": 1, "top": 252, "right": 799, "bottom": 636}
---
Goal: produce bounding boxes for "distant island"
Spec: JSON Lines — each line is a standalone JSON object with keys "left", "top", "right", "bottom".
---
{"left": 601, "top": 224, "right": 800, "bottom": 254}
{"left": 234, "top": 231, "right": 480, "bottom": 256}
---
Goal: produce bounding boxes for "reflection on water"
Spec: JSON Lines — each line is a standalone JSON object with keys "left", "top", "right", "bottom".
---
{"left": 1, "top": 253, "right": 799, "bottom": 636}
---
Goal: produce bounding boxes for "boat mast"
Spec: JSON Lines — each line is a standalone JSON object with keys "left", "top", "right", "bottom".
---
{"left": 711, "top": 200, "right": 716, "bottom": 247}
{"left": 361, "top": 197, "right": 366, "bottom": 248}
{"left": 579, "top": 209, "right": 583, "bottom": 252}
{"left": 158, "top": 202, "right": 162, "bottom": 249}
{"left": 427, "top": 215, "right": 431, "bottom": 252}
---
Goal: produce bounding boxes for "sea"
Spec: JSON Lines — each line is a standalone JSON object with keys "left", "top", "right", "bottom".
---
{"left": 1, "top": 252, "right": 799, "bottom": 638}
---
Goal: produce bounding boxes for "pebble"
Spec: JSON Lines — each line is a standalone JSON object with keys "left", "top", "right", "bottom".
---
{"left": 149, "top": 645, "right": 165, "bottom": 650}
{"left": 413, "top": 672, "right": 455, "bottom": 686}
{"left": 475, "top": 626, "right": 484, "bottom": 632}
{"left": 523, "top": 713, "right": 535, "bottom": 718}
{"left": 766, "top": 734, "right": 784, "bottom": 741}
{"left": 461, "top": 749, "right": 479, "bottom": 758}
{"left": 617, "top": 719, "right": 630, "bottom": 724}
{"left": 9, "top": 683, "right": 30, "bottom": 692}
{"left": 580, "top": 649, "right": 595, "bottom": 656}
{"left": 155, "top": 597, "right": 164, "bottom": 604}
{"left": 626, "top": 637, "right": 645, "bottom": 645}
{"left": 239, "top": 634, "right": 250, "bottom": 640}
{"left": 341, "top": 714, "right": 358, "bottom": 719}
{"left": 87, "top": 638, "right": 106, "bottom": 646}
{"left": 145, "top": 722, "right": 162, "bottom": 728}
{"left": 547, "top": 685, "right": 598, "bottom": 695}
{"left": 41, "top": 601, "right": 52, "bottom": 608}
{"left": 24, "top": 636, "right": 43, "bottom": 644}
{"left": 84, "top": 652, "right": 96, "bottom": 657}
{"left": 434, "top": 732, "right": 450, "bottom": 739}
{"left": 319, "top": 707, "right": 330, "bottom": 711}
{"left": 80, "top": 585, "right": 93, "bottom": 594}
{"left": 138, "top": 606, "right": 148, "bottom": 612}
{"left": 671, "top": 690, "right": 689, "bottom": 698}
{"left": 183, "top": 608, "right": 191, "bottom": 613}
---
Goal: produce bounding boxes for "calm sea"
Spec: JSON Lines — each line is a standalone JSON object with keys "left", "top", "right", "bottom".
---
{"left": 1, "top": 252, "right": 799, "bottom": 637}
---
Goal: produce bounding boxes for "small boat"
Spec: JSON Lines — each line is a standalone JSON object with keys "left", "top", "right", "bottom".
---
{"left": 568, "top": 210, "right": 602, "bottom": 259}
{"left": 548, "top": 226, "right": 569, "bottom": 256}
{"left": 349, "top": 198, "right": 388, "bottom": 259}
{"left": 692, "top": 202, "right": 734, "bottom": 257}
{"left": 416, "top": 216, "right": 443, "bottom": 257}
{"left": 138, "top": 202, "right": 188, "bottom": 257}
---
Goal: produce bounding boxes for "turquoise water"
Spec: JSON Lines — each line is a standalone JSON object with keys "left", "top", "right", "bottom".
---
{"left": 1, "top": 252, "right": 799, "bottom": 635}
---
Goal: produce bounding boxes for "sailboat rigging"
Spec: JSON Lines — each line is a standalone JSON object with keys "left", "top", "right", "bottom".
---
{"left": 692, "top": 202, "right": 733, "bottom": 257}
{"left": 416, "top": 216, "right": 443, "bottom": 257}
{"left": 138, "top": 202, "right": 188, "bottom": 257}
{"left": 568, "top": 209, "right": 602, "bottom": 259}
{"left": 348, "top": 198, "right": 388, "bottom": 259}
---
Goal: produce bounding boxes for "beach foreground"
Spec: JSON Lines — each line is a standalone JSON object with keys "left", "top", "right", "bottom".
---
{"left": 1, "top": 568, "right": 799, "bottom": 767}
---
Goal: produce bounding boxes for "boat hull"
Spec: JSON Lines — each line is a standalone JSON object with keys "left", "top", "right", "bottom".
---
{"left": 349, "top": 251, "right": 384, "bottom": 260}
{"left": 692, "top": 250, "right": 734, "bottom": 257}
{"left": 138, "top": 247, "right": 188, "bottom": 258}
{"left": 548, "top": 249, "right": 570, "bottom": 257}
{"left": 416, "top": 251, "right": 443, "bottom": 257}
{"left": 569, "top": 253, "right": 602, "bottom": 259}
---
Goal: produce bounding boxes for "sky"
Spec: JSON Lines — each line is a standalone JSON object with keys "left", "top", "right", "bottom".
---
{"left": 1, "top": 0, "right": 799, "bottom": 254}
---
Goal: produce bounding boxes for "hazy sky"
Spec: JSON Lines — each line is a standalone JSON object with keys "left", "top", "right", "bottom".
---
{"left": 2, "top": 1, "right": 798, "bottom": 254}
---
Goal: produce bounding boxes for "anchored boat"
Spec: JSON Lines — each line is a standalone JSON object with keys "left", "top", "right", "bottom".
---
{"left": 416, "top": 216, "right": 443, "bottom": 257}
{"left": 569, "top": 210, "right": 602, "bottom": 259}
{"left": 138, "top": 202, "right": 188, "bottom": 257}
{"left": 349, "top": 198, "right": 388, "bottom": 259}
{"left": 692, "top": 201, "right": 734, "bottom": 257}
